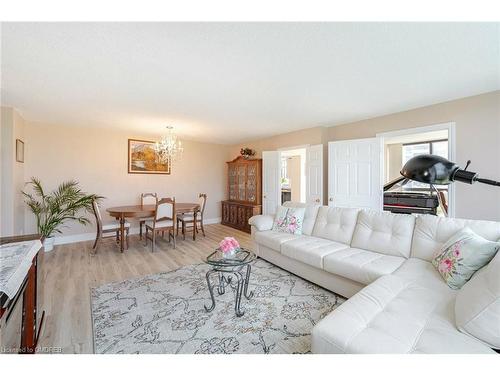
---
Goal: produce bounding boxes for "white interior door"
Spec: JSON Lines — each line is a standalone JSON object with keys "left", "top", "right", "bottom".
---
{"left": 306, "top": 144, "right": 323, "bottom": 205}
{"left": 262, "top": 151, "right": 281, "bottom": 215}
{"left": 328, "top": 138, "right": 382, "bottom": 210}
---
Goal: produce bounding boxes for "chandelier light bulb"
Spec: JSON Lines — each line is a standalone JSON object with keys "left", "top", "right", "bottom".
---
{"left": 154, "top": 125, "right": 183, "bottom": 163}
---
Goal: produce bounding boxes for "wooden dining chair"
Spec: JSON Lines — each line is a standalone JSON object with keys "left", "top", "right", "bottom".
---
{"left": 177, "top": 193, "right": 207, "bottom": 240}
{"left": 91, "top": 199, "right": 130, "bottom": 255}
{"left": 139, "top": 192, "right": 158, "bottom": 239}
{"left": 144, "top": 197, "right": 176, "bottom": 252}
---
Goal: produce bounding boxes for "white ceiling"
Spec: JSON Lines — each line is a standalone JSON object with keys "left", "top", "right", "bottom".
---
{"left": 1, "top": 22, "right": 499, "bottom": 144}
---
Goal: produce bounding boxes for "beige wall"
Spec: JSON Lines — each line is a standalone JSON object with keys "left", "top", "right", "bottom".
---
{"left": 23, "top": 122, "right": 231, "bottom": 237}
{"left": 229, "top": 91, "right": 500, "bottom": 221}
{"left": 0, "top": 107, "right": 15, "bottom": 236}
{"left": 4, "top": 91, "right": 500, "bottom": 239}
{"left": 13, "top": 110, "right": 26, "bottom": 235}
{"left": 0, "top": 115, "right": 2, "bottom": 234}
{"left": 328, "top": 91, "right": 500, "bottom": 221}
{"left": 228, "top": 126, "right": 330, "bottom": 203}
{"left": 228, "top": 126, "right": 329, "bottom": 159}
{"left": 1, "top": 107, "right": 25, "bottom": 236}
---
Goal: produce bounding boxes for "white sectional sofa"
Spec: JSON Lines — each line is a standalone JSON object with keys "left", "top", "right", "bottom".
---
{"left": 249, "top": 202, "right": 500, "bottom": 354}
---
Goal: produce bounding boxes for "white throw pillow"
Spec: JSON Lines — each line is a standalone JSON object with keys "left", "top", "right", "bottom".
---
{"left": 455, "top": 250, "right": 500, "bottom": 349}
{"left": 248, "top": 214, "right": 274, "bottom": 231}
{"left": 272, "top": 206, "right": 305, "bottom": 235}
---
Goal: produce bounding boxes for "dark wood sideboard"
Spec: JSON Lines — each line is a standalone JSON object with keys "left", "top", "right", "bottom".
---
{"left": 221, "top": 156, "right": 262, "bottom": 233}
{"left": 0, "top": 234, "right": 44, "bottom": 354}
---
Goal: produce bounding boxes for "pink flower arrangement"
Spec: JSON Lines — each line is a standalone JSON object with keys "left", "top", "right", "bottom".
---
{"left": 219, "top": 237, "right": 240, "bottom": 254}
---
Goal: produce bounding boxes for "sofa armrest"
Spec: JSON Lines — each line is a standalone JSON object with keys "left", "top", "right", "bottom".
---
{"left": 249, "top": 215, "right": 274, "bottom": 231}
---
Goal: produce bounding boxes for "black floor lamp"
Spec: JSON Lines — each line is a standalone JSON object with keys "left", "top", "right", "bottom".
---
{"left": 400, "top": 154, "right": 500, "bottom": 216}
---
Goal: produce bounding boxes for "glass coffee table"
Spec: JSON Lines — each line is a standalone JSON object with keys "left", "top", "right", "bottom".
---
{"left": 204, "top": 248, "right": 256, "bottom": 317}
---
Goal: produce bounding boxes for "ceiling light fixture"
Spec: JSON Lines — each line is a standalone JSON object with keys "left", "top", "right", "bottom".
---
{"left": 154, "top": 126, "right": 183, "bottom": 163}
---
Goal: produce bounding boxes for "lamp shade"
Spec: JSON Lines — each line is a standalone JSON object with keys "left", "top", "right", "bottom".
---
{"left": 401, "top": 154, "right": 500, "bottom": 189}
{"left": 400, "top": 154, "right": 460, "bottom": 185}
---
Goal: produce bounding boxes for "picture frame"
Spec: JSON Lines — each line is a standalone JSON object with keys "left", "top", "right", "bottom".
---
{"left": 16, "top": 139, "right": 24, "bottom": 163}
{"left": 128, "top": 139, "right": 171, "bottom": 174}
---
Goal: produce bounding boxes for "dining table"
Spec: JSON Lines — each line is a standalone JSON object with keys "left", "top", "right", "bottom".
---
{"left": 106, "top": 202, "right": 200, "bottom": 252}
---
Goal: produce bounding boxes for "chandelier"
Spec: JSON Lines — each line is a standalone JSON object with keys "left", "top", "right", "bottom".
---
{"left": 154, "top": 126, "right": 184, "bottom": 163}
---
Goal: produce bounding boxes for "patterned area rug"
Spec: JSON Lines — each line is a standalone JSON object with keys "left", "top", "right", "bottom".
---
{"left": 91, "top": 259, "right": 345, "bottom": 354}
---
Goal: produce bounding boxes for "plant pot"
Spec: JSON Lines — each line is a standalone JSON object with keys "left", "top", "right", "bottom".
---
{"left": 43, "top": 237, "right": 55, "bottom": 252}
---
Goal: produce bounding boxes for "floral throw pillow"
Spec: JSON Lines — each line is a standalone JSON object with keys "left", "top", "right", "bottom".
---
{"left": 432, "top": 227, "right": 500, "bottom": 290}
{"left": 272, "top": 206, "right": 305, "bottom": 235}
{"left": 272, "top": 206, "right": 289, "bottom": 231}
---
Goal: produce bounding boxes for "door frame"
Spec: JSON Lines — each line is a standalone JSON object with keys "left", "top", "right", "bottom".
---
{"left": 278, "top": 144, "right": 311, "bottom": 204}
{"left": 376, "top": 122, "right": 456, "bottom": 218}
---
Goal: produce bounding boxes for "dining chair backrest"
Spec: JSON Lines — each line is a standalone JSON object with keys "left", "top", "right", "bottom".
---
{"left": 92, "top": 199, "right": 103, "bottom": 232}
{"left": 198, "top": 193, "right": 207, "bottom": 215}
{"left": 141, "top": 192, "right": 158, "bottom": 206}
{"left": 155, "top": 197, "right": 175, "bottom": 222}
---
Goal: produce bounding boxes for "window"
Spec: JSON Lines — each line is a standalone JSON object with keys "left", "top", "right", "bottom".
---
{"left": 402, "top": 139, "right": 449, "bottom": 190}
{"left": 402, "top": 143, "right": 430, "bottom": 164}
{"left": 402, "top": 140, "right": 448, "bottom": 164}
{"left": 431, "top": 140, "right": 448, "bottom": 159}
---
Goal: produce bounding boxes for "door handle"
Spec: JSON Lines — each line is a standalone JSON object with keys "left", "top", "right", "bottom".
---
{"left": 263, "top": 195, "right": 267, "bottom": 199}
{"left": 315, "top": 198, "right": 320, "bottom": 203}
{"left": 329, "top": 197, "right": 334, "bottom": 202}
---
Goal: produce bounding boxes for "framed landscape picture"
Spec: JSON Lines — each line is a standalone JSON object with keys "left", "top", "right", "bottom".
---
{"left": 128, "top": 139, "right": 171, "bottom": 174}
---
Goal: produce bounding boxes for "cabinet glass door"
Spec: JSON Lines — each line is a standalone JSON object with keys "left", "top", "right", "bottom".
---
{"left": 246, "top": 162, "right": 257, "bottom": 202}
{"left": 228, "top": 164, "right": 238, "bottom": 200}
{"left": 237, "top": 164, "right": 247, "bottom": 201}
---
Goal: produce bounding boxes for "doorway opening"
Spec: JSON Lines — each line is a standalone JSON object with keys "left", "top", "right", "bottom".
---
{"left": 280, "top": 148, "right": 307, "bottom": 204}
{"left": 262, "top": 144, "right": 323, "bottom": 215}
{"left": 379, "top": 123, "right": 456, "bottom": 217}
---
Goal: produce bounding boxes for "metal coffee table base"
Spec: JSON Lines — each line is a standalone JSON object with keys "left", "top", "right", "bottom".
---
{"left": 204, "top": 264, "right": 253, "bottom": 317}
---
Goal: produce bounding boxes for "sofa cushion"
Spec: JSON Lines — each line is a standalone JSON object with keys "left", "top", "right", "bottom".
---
{"left": 311, "top": 274, "right": 494, "bottom": 353}
{"left": 283, "top": 201, "right": 320, "bottom": 236}
{"left": 351, "top": 210, "right": 415, "bottom": 258}
{"left": 312, "top": 206, "right": 360, "bottom": 245}
{"left": 411, "top": 214, "right": 500, "bottom": 262}
{"left": 393, "top": 258, "right": 451, "bottom": 292}
{"left": 253, "top": 230, "right": 300, "bottom": 252}
{"left": 455, "top": 251, "right": 500, "bottom": 349}
{"left": 281, "top": 237, "right": 349, "bottom": 269}
{"left": 322, "top": 247, "right": 405, "bottom": 285}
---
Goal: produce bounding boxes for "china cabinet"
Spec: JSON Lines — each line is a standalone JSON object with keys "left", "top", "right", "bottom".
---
{"left": 222, "top": 156, "right": 262, "bottom": 233}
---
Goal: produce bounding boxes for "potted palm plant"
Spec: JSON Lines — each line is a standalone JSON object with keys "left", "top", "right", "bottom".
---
{"left": 22, "top": 178, "right": 102, "bottom": 251}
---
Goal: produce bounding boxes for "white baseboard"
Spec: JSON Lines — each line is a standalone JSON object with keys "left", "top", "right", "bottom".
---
{"left": 202, "top": 217, "right": 222, "bottom": 225}
{"left": 53, "top": 217, "right": 222, "bottom": 245}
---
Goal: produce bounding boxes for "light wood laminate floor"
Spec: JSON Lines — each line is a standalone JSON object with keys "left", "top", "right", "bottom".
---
{"left": 37, "top": 224, "right": 253, "bottom": 354}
